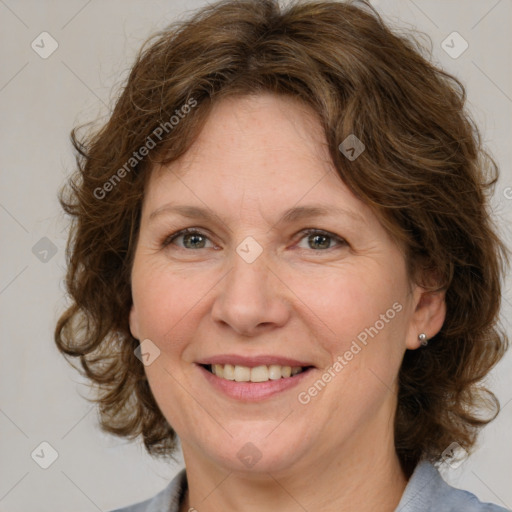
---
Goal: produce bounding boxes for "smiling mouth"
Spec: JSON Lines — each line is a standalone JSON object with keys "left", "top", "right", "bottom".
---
{"left": 202, "top": 364, "right": 313, "bottom": 383}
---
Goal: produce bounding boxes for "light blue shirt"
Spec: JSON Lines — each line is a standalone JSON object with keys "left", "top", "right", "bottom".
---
{"left": 110, "top": 460, "right": 509, "bottom": 511}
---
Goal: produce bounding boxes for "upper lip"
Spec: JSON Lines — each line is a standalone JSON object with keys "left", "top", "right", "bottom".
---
{"left": 196, "top": 354, "right": 315, "bottom": 368}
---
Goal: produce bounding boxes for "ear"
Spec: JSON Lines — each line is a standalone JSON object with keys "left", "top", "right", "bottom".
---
{"left": 129, "top": 304, "right": 140, "bottom": 340}
{"left": 405, "top": 285, "right": 446, "bottom": 350}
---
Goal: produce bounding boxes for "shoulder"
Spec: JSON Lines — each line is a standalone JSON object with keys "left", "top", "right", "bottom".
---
{"left": 396, "top": 460, "right": 509, "bottom": 512}
{"left": 108, "top": 468, "right": 187, "bottom": 512}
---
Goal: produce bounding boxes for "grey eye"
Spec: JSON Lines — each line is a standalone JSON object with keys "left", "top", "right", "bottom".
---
{"left": 296, "top": 229, "right": 346, "bottom": 251}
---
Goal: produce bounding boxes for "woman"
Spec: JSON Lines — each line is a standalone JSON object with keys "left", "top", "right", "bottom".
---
{"left": 55, "top": 0, "right": 510, "bottom": 511}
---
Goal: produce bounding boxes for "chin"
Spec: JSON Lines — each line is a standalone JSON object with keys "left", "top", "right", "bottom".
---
{"left": 195, "top": 428, "right": 311, "bottom": 475}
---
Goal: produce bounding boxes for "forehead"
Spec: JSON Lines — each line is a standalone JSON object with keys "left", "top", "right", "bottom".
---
{"left": 143, "top": 93, "right": 375, "bottom": 229}
{"left": 156, "top": 93, "right": 332, "bottom": 180}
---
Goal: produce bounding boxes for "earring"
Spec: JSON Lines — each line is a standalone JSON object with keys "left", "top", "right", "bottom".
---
{"left": 418, "top": 333, "right": 428, "bottom": 347}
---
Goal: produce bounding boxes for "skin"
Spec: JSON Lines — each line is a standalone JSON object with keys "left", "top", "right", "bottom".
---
{"left": 129, "top": 93, "right": 446, "bottom": 512}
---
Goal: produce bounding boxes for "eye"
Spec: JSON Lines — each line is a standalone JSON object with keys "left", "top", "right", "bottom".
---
{"left": 295, "top": 229, "right": 347, "bottom": 251}
{"left": 162, "top": 228, "right": 215, "bottom": 250}
{"left": 162, "top": 227, "right": 347, "bottom": 251}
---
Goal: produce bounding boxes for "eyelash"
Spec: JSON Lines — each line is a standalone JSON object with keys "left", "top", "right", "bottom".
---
{"left": 161, "top": 227, "right": 347, "bottom": 252}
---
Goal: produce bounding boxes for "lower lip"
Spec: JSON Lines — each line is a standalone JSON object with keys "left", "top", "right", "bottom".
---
{"left": 198, "top": 365, "right": 314, "bottom": 402}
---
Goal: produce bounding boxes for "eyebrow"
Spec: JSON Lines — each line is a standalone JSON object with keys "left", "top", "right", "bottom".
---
{"left": 149, "top": 203, "right": 366, "bottom": 227}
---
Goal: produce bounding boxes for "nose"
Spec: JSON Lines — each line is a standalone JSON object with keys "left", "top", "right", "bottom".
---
{"left": 210, "top": 246, "right": 291, "bottom": 337}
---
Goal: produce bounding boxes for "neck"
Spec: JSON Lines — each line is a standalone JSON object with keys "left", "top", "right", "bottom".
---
{"left": 180, "top": 422, "right": 407, "bottom": 512}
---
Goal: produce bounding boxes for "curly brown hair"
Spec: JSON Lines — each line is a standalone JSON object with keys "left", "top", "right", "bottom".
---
{"left": 55, "top": 0, "right": 509, "bottom": 478}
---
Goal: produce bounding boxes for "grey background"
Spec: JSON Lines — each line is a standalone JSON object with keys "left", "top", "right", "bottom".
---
{"left": 0, "top": 0, "right": 511, "bottom": 510}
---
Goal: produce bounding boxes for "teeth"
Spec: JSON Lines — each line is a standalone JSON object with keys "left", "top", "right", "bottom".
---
{"left": 213, "top": 364, "right": 224, "bottom": 378}
{"left": 223, "top": 364, "right": 235, "bottom": 380}
{"left": 281, "top": 366, "right": 291, "bottom": 378}
{"left": 268, "top": 365, "right": 282, "bottom": 380}
{"left": 210, "top": 364, "right": 306, "bottom": 382}
{"left": 234, "top": 365, "right": 251, "bottom": 382}
{"left": 250, "top": 365, "right": 269, "bottom": 382}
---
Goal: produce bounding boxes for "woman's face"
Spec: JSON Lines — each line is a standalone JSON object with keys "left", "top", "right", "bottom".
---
{"left": 129, "top": 94, "right": 442, "bottom": 476}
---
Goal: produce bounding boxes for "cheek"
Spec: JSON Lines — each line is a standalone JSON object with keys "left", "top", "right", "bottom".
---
{"left": 131, "top": 259, "right": 215, "bottom": 342}
{"left": 289, "top": 264, "right": 404, "bottom": 344}
{"left": 292, "top": 267, "right": 409, "bottom": 404}
{"left": 130, "top": 262, "right": 207, "bottom": 429}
